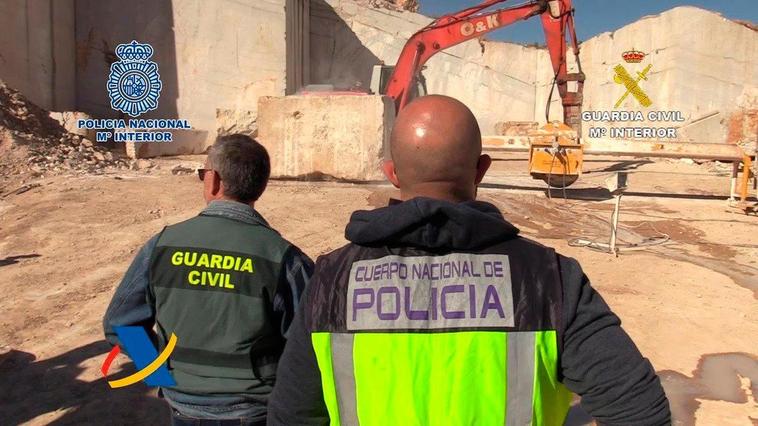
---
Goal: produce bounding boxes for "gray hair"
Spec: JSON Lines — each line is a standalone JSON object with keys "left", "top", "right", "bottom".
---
{"left": 207, "top": 134, "right": 271, "bottom": 202}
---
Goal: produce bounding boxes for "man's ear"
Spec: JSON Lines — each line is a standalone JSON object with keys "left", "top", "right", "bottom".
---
{"left": 210, "top": 170, "right": 223, "bottom": 197}
{"left": 382, "top": 160, "right": 400, "bottom": 188}
{"left": 475, "top": 154, "right": 492, "bottom": 185}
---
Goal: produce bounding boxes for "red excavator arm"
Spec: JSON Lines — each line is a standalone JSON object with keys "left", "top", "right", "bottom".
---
{"left": 384, "top": 0, "right": 584, "bottom": 133}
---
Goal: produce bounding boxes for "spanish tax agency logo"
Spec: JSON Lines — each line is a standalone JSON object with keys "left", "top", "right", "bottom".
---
{"left": 107, "top": 40, "right": 162, "bottom": 117}
{"left": 100, "top": 326, "right": 177, "bottom": 388}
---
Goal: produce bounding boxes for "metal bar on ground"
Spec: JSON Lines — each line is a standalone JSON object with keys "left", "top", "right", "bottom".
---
{"left": 482, "top": 136, "right": 747, "bottom": 161}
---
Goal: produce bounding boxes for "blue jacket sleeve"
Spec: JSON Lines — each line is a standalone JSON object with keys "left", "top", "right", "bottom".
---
{"left": 272, "top": 245, "right": 314, "bottom": 339}
{"left": 103, "top": 234, "right": 160, "bottom": 347}
{"left": 268, "top": 276, "right": 329, "bottom": 426}
{"left": 558, "top": 255, "right": 671, "bottom": 425}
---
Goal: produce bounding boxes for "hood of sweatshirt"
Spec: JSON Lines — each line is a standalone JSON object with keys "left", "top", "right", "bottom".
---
{"left": 345, "top": 197, "right": 519, "bottom": 250}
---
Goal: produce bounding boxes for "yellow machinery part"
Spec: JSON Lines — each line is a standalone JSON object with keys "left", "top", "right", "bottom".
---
{"left": 528, "top": 122, "right": 584, "bottom": 188}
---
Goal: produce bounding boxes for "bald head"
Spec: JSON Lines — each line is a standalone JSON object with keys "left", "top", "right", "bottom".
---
{"left": 384, "top": 95, "right": 490, "bottom": 202}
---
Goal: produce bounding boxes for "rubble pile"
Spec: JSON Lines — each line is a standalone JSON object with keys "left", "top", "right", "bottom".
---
{"left": 0, "top": 79, "right": 129, "bottom": 177}
{"left": 358, "top": 0, "right": 419, "bottom": 12}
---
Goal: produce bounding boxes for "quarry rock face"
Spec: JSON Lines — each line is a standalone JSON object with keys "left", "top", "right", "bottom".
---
{"left": 727, "top": 87, "right": 758, "bottom": 153}
{"left": 391, "top": 0, "right": 418, "bottom": 12}
{"left": 316, "top": 3, "right": 756, "bottom": 143}
{"left": 565, "top": 6, "right": 758, "bottom": 142}
{"left": 311, "top": 0, "right": 541, "bottom": 134}
{"left": 254, "top": 4, "right": 756, "bottom": 181}
{"left": 1, "top": 1, "right": 755, "bottom": 160}
{"left": 257, "top": 95, "right": 394, "bottom": 181}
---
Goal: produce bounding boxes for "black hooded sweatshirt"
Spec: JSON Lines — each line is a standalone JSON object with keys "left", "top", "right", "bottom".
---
{"left": 268, "top": 198, "right": 670, "bottom": 425}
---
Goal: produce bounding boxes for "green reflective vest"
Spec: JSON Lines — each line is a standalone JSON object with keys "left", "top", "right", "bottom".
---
{"left": 149, "top": 212, "right": 291, "bottom": 394}
{"left": 306, "top": 248, "right": 572, "bottom": 425}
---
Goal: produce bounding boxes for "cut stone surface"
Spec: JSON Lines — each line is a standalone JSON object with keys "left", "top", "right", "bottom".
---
{"left": 495, "top": 121, "right": 539, "bottom": 136}
{"left": 257, "top": 94, "right": 394, "bottom": 180}
{"left": 216, "top": 109, "right": 259, "bottom": 138}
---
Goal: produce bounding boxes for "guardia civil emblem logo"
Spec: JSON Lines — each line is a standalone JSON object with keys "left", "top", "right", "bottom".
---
{"left": 613, "top": 48, "right": 653, "bottom": 109}
{"left": 107, "top": 40, "right": 162, "bottom": 117}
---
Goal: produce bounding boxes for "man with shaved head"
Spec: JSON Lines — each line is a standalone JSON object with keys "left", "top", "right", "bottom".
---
{"left": 386, "top": 95, "right": 489, "bottom": 202}
{"left": 268, "top": 95, "right": 669, "bottom": 426}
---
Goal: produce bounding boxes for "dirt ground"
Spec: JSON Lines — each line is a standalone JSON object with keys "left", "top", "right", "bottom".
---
{"left": 0, "top": 154, "right": 756, "bottom": 425}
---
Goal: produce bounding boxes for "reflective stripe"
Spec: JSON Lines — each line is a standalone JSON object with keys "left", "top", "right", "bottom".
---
{"left": 506, "top": 332, "right": 536, "bottom": 426}
{"left": 532, "top": 331, "right": 572, "bottom": 425}
{"left": 313, "top": 331, "right": 567, "bottom": 425}
{"left": 331, "top": 333, "right": 359, "bottom": 426}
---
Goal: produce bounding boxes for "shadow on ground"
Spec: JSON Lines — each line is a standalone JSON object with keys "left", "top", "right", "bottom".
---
{"left": 594, "top": 160, "right": 654, "bottom": 172}
{"left": 0, "top": 340, "right": 168, "bottom": 425}
{"left": 0, "top": 253, "right": 41, "bottom": 267}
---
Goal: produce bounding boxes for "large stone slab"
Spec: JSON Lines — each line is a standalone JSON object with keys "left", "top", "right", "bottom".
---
{"left": 257, "top": 94, "right": 394, "bottom": 181}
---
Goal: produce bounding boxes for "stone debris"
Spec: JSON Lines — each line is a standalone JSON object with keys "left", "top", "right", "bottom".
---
{"left": 134, "top": 159, "right": 155, "bottom": 170}
{"left": 48, "top": 111, "right": 97, "bottom": 142}
{"left": 494, "top": 121, "right": 538, "bottom": 136}
{"left": 357, "top": 0, "right": 419, "bottom": 12}
{"left": 12, "top": 183, "right": 41, "bottom": 195}
{"left": 0, "top": 79, "right": 129, "bottom": 178}
{"left": 171, "top": 165, "right": 196, "bottom": 175}
{"left": 216, "top": 109, "right": 258, "bottom": 139}
{"left": 734, "top": 19, "right": 758, "bottom": 32}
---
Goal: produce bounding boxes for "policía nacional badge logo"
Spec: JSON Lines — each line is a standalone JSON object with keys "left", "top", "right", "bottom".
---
{"left": 107, "top": 40, "right": 162, "bottom": 117}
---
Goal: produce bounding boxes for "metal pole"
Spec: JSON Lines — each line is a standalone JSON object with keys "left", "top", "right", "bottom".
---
{"left": 730, "top": 161, "right": 738, "bottom": 202}
{"left": 610, "top": 193, "right": 621, "bottom": 256}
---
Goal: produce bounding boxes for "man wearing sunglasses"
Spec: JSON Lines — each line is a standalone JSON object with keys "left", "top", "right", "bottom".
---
{"left": 104, "top": 134, "right": 313, "bottom": 425}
